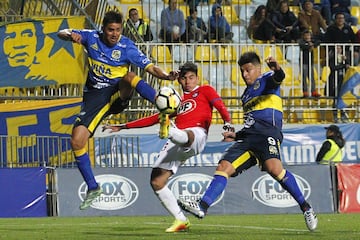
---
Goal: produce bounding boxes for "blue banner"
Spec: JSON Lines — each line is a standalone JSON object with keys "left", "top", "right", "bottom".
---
{"left": 95, "top": 123, "right": 360, "bottom": 166}
{"left": 0, "top": 167, "right": 47, "bottom": 217}
{"left": 337, "top": 67, "right": 360, "bottom": 109}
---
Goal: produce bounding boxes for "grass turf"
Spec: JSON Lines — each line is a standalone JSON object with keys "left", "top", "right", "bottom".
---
{"left": 0, "top": 213, "right": 359, "bottom": 240}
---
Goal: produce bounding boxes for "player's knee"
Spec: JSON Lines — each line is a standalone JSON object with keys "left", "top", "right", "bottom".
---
{"left": 123, "top": 71, "right": 137, "bottom": 83}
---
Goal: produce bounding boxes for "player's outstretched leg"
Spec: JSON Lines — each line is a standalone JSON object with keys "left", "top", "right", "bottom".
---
{"left": 79, "top": 184, "right": 103, "bottom": 210}
{"left": 177, "top": 200, "right": 206, "bottom": 219}
{"left": 159, "top": 113, "right": 170, "bottom": 139}
{"left": 303, "top": 205, "right": 318, "bottom": 231}
{"left": 165, "top": 218, "right": 191, "bottom": 233}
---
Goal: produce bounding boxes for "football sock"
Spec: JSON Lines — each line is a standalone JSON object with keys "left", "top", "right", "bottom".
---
{"left": 169, "top": 127, "right": 188, "bottom": 145}
{"left": 74, "top": 148, "right": 98, "bottom": 190}
{"left": 156, "top": 187, "right": 187, "bottom": 222}
{"left": 130, "top": 75, "right": 156, "bottom": 103}
{"left": 277, "top": 170, "right": 306, "bottom": 208}
{"left": 201, "top": 172, "right": 228, "bottom": 210}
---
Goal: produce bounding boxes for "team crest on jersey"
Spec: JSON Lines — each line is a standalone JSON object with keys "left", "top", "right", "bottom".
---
{"left": 90, "top": 43, "right": 98, "bottom": 51}
{"left": 192, "top": 92, "right": 199, "bottom": 98}
{"left": 112, "top": 50, "right": 121, "bottom": 60}
{"left": 254, "top": 80, "right": 260, "bottom": 90}
{"left": 269, "top": 145, "right": 278, "bottom": 155}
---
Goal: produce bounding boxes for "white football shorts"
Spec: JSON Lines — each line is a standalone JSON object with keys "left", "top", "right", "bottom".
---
{"left": 153, "top": 126, "right": 207, "bottom": 174}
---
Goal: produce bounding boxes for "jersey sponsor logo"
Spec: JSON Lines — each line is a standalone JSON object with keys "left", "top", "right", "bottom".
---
{"left": 357, "top": 184, "right": 360, "bottom": 205}
{"left": 78, "top": 174, "right": 139, "bottom": 210}
{"left": 177, "top": 99, "right": 195, "bottom": 114}
{"left": 168, "top": 173, "right": 224, "bottom": 206}
{"left": 252, "top": 174, "right": 311, "bottom": 208}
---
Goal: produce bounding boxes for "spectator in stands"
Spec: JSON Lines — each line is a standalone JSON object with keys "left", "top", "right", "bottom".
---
{"left": 326, "top": 45, "right": 350, "bottom": 123}
{"left": 247, "top": 5, "right": 276, "bottom": 43}
{"left": 316, "top": 125, "right": 345, "bottom": 164}
{"left": 272, "top": 0, "right": 301, "bottom": 43}
{"left": 298, "top": 0, "right": 327, "bottom": 41}
{"left": 298, "top": 30, "right": 321, "bottom": 97}
{"left": 330, "top": 0, "right": 358, "bottom": 26}
{"left": 300, "top": 0, "right": 332, "bottom": 25}
{"left": 324, "top": 12, "right": 359, "bottom": 66}
{"left": 183, "top": 7, "right": 208, "bottom": 43}
{"left": 209, "top": 3, "right": 233, "bottom": 43}
{"left": 57, "top": 11, "right": 178, "bottom": 210}
{"left": 159, "top": 0, "right": 186, "bottom": 43}
{"left": 123, "top": 8, "right": 153, "bottom": 42}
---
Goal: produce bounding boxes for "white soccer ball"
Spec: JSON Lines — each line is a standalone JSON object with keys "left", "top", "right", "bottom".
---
{"left": 155, "top": 87, "right": 181, "bottom": 114}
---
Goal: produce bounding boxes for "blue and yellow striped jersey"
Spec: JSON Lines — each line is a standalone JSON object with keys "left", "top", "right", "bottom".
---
{"left": 241, "top": 71, "right": 283, "bottom": 129}
{"left": 73, "top": 29, "right": 152, "bottom": 89}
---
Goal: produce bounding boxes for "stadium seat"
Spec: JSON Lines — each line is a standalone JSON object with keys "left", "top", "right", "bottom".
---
{"left": 221, "top": 5, "right": 240, "bottom": 24}
{"left": 232, "top": 0, "right": 252, "bottom": 4}
{"left": 120, "top": 0, "right": 141, "bottom": 3}
{"left": 240, "top": 45, "right": 261, "bottom": 57}
{"left": 321, "top": 66, "right": 331, "bottom": 83}
{"left": 221, "top": 87, "right": 237, "bottom": 106}
{"left": 178, "top": 5, "right": 190, "bottom": 18}
{"left": 302, "top": 110, "right": 321, "bottom": 124}
{"left": 216, "top": 45, "right": 237, "bottom": 62}
{"left": 232, "top": 110, "right": 244, "bottom": 124}
{"left": 230, "top": 64, "right": 246, "bottom": 86}
{"left": 289, "top": 6, "right": 300, "bottom": 17}
{"left": 151, "top": 45, "right": 172, "bottom": 62}
{"left": 263, "top": 45, "right": 287, "bottom": 64}
{"left": 211, "top": 111, "right": 224, "bottom": 124}
{"left": 195, "top": 45, "right": 217, "bottom": 62}
{"left": 351, "top": 6, "right": 360, "bottom": 25}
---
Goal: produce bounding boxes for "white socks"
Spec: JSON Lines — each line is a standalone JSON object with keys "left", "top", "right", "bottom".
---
{"left": 155, "top": 187, "right": 187, "bottom": 221}
{"left": 168, "top": 127, "right": 188, "bottom": 145}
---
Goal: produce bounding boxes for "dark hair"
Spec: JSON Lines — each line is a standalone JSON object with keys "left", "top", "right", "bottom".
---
{"left": 102, "top": 11, "right": 123, "bottom": 27}
{"left": 129, "top": 8, "right": 138, "bottom": 16}
{"left": 190, "top": 7, "right": 197, "bottom": 15}
{"left": 238, "top": 51, "right": 261, "bottom": 66}
{"left": 179, "top": 62, "right": 198, "bottom": 77}
{"left": 335, "top": 12, "right": 345, "bottom": 19}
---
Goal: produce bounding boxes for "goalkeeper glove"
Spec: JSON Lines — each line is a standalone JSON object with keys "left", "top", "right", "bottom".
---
{"left": 223, "top": 122, "right": 235, "bottom": 132}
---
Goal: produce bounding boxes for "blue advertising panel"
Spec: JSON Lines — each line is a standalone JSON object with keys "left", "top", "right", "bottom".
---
{"left": 0, "top": 167, "right": 47, "bottom": 217}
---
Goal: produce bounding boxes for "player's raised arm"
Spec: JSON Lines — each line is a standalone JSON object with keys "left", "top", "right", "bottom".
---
{"left": 57, "top": 29, "right": 82, "bottom": 44}
{"left": 145, "top": 65, "right": 179, "bottom": 81}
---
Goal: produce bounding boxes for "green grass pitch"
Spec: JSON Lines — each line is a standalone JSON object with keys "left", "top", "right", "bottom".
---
{"left": 0, "top": 213, "right": 359, "bottom": 240}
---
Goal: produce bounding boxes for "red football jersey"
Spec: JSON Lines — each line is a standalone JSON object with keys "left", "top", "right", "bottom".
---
{"left": 175, "top": 85, "right": 230, "bottom": 132}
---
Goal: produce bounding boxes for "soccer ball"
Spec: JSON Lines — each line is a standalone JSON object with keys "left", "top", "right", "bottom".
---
{"left": 155, "top": 87, "right": 181, "bottom": 114}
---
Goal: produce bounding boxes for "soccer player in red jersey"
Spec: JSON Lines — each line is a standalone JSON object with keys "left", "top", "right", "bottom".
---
{"left": 104, "top": 62, "right": 233, "bottom": 232}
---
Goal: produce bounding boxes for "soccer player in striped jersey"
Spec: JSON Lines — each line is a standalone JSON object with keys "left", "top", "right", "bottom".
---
{"left": 57, "top": 11, "right": 177, "bottom": 210}
{"left": 104, "top": 62, "right": 233, "bottom": 232}
{"left": 178, "top": 52, "right": 318, "bottom": 231}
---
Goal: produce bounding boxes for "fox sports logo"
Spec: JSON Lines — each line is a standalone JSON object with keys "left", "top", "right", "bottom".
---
{"left": 252, "top": 174, "right": 311, "bottom": 208}
{"left": 168, "top": 173, "right": 224, "bottom": 206}
{"left": 78, "top": 174, "right": 139, "bottom": 210}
